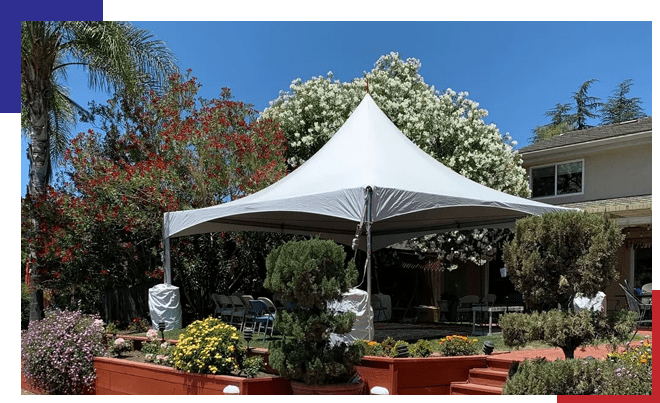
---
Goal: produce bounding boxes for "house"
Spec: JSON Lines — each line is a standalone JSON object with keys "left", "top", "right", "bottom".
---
{"left": 517, "top": 117, "right": 652, "bottom": 311}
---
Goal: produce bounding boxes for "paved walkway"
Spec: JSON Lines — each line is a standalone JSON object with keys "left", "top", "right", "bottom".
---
{"left": 492, "top": 329, "right": 652, "bottom": 361}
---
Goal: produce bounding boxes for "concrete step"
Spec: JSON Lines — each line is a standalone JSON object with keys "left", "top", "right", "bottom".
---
{"left": 467, "top": 367, "right": 508, "bottom": 387}
{"left": 450, "top": 381, "right": 503, "bottom": 395}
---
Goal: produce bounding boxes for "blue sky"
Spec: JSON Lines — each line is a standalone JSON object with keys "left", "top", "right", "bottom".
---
{"left": 16, "top": 20, "right": 652, "bottom": 196}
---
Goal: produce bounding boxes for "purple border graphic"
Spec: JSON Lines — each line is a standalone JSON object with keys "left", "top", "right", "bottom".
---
{"left": 2, "top": 0, "right": 104, "bottom": 113}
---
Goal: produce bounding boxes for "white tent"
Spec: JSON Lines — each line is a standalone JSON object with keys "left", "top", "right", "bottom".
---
{"left": 161, "top": 94, "right": 575, "bottom": 338}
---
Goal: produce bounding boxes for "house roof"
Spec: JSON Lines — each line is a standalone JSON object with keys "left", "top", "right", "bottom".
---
{"left": 559, "top": 194, "right": 652, "bottom": 218}
{"left": 518, "top": 117, "right": 652, "bottom": 154}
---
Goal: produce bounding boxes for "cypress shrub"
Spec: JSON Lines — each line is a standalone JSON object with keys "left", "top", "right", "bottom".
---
{"left": 264, "top": 238, "right": 363, "bottom": 384}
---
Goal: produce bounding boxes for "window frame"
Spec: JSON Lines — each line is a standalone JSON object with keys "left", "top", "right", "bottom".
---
{"left": 529, "top": 159, "right": 585, "bottom": 199}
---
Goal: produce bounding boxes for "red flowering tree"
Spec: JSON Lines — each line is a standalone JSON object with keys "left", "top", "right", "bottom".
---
{"left": 22, "top": 72, "right": 287, "bottom": 317}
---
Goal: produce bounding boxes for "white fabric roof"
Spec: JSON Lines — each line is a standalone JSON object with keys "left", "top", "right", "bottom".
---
{"left": 165, "top": 94, "right": 574, "bottom": 250}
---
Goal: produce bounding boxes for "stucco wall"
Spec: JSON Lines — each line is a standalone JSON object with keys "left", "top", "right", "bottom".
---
{"left": 523, "top": 141, "right": 651, "bottom": 204}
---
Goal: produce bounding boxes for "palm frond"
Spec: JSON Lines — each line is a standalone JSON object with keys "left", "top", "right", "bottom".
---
{"left": 60, "top": 21, "right": 178, "bottom": 95}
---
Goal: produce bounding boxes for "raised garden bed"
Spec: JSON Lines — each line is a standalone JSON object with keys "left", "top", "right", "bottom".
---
{"left": 94, "top": 355, "right": 291, "bottom": 395}
{"left": 355, "top": 353, "right": 508, "bottom": 394}
{"left": 23, "top": 332, "right": 512, "bottom": 395}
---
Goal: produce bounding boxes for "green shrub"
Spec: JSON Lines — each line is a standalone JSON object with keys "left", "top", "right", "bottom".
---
{"left": 354, "top": 339, "right": 385, "bottom": 357}
{"left": 242, "top": 356, "right": 264, "bottom": 378}
{"left": 503, "top": 341, "right": 652, "bottom": 396}
{"left": 265, "top": 238, "right": 363, "bottom": 385}
{"left": 500, "top": 310, "right": 637, "bottom": 359}
{"left": 503, "top": 357, "right": 607, "bottom": 395}
{"left": 503, "top": 211, "right": 624, "bottom": 310}
{"left": 437, "top": 335, "right": 478, "bottom": 356}
{"left": 409, "top": 339, "right": 433, "bottom": 358}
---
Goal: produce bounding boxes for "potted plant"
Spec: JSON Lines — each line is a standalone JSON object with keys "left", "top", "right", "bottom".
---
{"left": 264, "top": 238, "right": 365, "bottom": 394}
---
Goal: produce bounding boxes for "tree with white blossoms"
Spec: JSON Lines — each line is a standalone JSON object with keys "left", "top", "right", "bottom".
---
{"left": 262, "top": 52, "right": 528, "bottom": 270}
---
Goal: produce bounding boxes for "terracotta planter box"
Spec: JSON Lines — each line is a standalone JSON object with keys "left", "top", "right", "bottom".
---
{"left": 94, "top": 356, "right": 292, "bottom": 395}
{"left": 356, "top": 354, "right": 491, "bottom": 394}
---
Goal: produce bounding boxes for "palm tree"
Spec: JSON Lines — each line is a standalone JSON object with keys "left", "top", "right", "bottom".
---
{"left": 21, "top": 21, "right": 178, "bottom": 321}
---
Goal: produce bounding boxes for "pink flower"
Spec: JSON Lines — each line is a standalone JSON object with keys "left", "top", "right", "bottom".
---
{"left": 146, "top": 329, "right": 158, "bottom": 340}
{"left": 114, "top": 338, "right": 125, "bottom": 347}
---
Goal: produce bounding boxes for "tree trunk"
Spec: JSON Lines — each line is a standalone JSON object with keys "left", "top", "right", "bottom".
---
{"left": 23, "top": 21, "right": 57, "bottom": 322}
{"left": 561, "top": 346, "right": 575, "bottom": 360}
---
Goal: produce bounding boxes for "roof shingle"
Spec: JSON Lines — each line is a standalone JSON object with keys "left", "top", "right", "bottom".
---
{"left": 518, "top": 117, "right": 652, "bottom": 154}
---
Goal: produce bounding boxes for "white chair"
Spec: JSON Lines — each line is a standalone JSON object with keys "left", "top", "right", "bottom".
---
{"left": 212, "top": 294, "right": 234, "bottom": 322}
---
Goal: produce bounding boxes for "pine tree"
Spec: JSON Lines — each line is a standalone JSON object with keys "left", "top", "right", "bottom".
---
{"left": 600, "top": 79, "right": 646, "bottom": 125}
{"left": 572, "top": 79, "right": 602, "bottom": 129}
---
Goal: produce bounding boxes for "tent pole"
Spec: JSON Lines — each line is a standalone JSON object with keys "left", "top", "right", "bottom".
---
{"left": 163, "top": 212, "right": 172, "bottom": 286}
{"left": 366, "top": 186, "right": 373, "bottom": 340}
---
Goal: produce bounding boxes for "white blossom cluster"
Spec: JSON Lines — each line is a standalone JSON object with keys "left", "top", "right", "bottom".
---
{"left": 407, "top": 228, "right": 512, "bottom": 271}
{"left": 261, "top": 52, "right": 529, "bottom": 268}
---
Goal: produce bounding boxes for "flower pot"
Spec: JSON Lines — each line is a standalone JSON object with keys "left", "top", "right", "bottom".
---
{"left": 290, "top": 380, "right": 365, "bottom": 395}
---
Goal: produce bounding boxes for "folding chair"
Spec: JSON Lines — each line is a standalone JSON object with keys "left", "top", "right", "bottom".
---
{"left": 258, "top": 297, "right": 279, "bottom": 315}
{"left": 230, "top": 295, "right": 249, "bottom": 331}
{"left": 211, "top": 294, "right": 234, "bottom": 323}
{"left": 249, "top": 300, "right": 275, "bottom": 341}
{"left": 619, "top": 283, "right": 652, "bottom": 341}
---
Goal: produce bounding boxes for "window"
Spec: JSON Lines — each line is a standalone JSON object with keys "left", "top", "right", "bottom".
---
{"left": 530, "top": 160, "right": 583, "bottom": 198}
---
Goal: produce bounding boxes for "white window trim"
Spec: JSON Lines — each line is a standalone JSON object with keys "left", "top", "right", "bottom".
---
{"left": 529, "top": 158, "right": 585, "bottom": 200}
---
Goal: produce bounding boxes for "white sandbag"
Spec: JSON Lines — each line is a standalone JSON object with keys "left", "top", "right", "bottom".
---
{"left": 573, "top": 291, "right": 607, "bottom": 313}
{"left": 148, "top": 283, "right": 182, "bottom": 330}
{"left": 328, "top": 288, "right": 373, "bottom": 345}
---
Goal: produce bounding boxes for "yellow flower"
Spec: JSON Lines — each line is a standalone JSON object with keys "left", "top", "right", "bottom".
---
{"left": 641, "top": 358, "right": 647, "bottom": 364}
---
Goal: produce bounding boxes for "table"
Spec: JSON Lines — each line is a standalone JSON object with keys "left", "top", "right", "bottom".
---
{"left": 472, "top": 305, "right": 524, "bottom": 336}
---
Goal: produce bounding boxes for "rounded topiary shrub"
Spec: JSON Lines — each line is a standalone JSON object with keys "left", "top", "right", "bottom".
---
{"left": 264, "top": 238, "right": 362, "bottom": 385}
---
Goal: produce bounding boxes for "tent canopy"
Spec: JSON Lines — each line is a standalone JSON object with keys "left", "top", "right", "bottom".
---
{"left": 162, "top": 94, "right": 577, "bottom": 339}
{"left": 165, "top": 94, "right": 572, "bottom": 250}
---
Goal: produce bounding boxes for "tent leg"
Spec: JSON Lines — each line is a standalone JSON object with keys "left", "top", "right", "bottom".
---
{"left": 163, "top": 212, "right": 172, "bottom": 286}
{"left": 366, "top": 187, "right": 373, "bottom": 341}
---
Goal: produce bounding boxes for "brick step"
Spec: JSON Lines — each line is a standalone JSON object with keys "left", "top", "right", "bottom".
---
{"left": 467, "top": 367, "right": 509, "bottom": 387}
{"left": 450, "top": 381, "right": 503, "bottom": 395}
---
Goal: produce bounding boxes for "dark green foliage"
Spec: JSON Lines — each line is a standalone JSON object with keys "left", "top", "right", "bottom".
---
{"left": 503, "top": 357, "right": 607, "bottom": 395}
{"left": 265, "top": 237, "right": 357, "bottom": 307}
{"left": 572, "top": 79, "right": 602, "bottom": 129}
{"left": 409, "top": 339, "right": 433, "bottom": 358}
{"left": 600, "top": 79, "right": 646, "bottom": 125}
{"left": 21, "top": 283, "right": 31, "bottom": 330}
{"left": 500, "top": 310, "right": 637, "bottom": 359}
{"left": 503, "top": 211, "right": 624, "bottom": 311}
{"left": 264, "top": 238, "right": 362, "bottom": 384}
{"left": 503, "top": 351, "right": 652, "bottom": 395}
